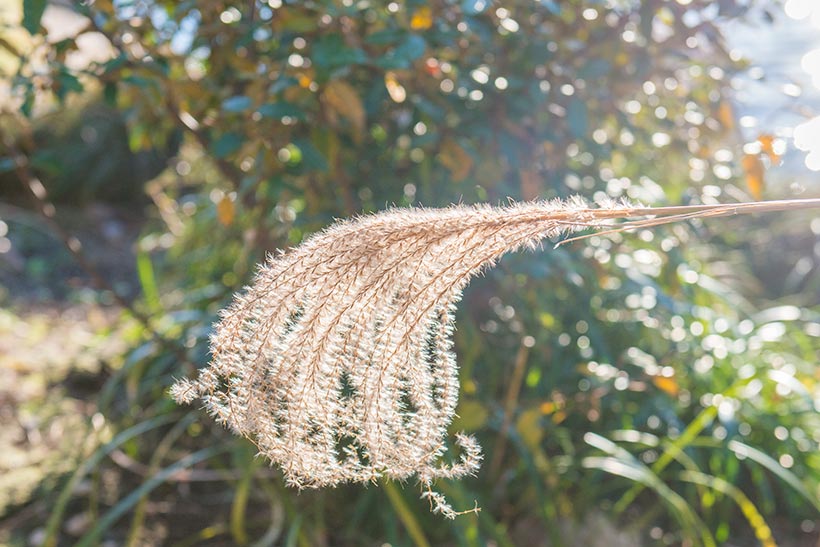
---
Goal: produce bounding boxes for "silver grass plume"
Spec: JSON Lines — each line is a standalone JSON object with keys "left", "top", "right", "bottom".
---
{"left": 171, "top": 196, "right": 820, "bottom": 517}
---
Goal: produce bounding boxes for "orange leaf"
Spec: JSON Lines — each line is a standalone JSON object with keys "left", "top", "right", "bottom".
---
{"left": 217, "top": 196, "right": 235, "bottom": 226}
{"left": 717, "top": 100, "right": 735, "bottom": 131}
{"left": 757, "top": 134, "right": 781, "bottom": 163}
{"left": 741, "top": 153, "right": 765, "bottom": 200}
{"left": 652, "top": 376, "right": 680, "bottom": 398}
{"left": 410, "top": 6, "right": 433, "bottom": 30}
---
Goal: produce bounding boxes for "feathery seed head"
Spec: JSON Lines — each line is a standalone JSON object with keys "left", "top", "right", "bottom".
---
{"left": 171, "top": 196, "right": 820, "bottom": 515}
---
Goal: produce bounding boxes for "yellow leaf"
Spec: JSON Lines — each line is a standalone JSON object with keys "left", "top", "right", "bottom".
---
{"left": 438, "top": 138, "right": 473, "bottom": 182}
{"left": 410, "top": 6, "right": 433, "bottom": 30}
{"left": 516, "top": 407, "right": 543, "bottom": 449}
{"left": 757, "top": 134, "right": 781, "bottom": 163}
{"left": 742, "top": 153, "right": 765, "bottom": 200}
{"left": 450, "top": 399, "right": 489, "bottom": 432}
{"left": 652, "top": 376, "right": 680, "bottom": 398}
{"left": 323, "top": 80, "right": 366, "bottom": 142}
{"left": 217, "top": 196, "right": 235, "bottom": 226}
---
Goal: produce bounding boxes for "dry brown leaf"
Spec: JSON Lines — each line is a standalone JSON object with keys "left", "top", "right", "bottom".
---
{"left": 519, "top": 168, "right": 541, "bottom": 201}
{"left": 438, "top": 138, "right": 472, "bottom": 182}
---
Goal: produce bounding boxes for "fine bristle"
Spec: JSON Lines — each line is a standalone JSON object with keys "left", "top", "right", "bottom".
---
{"left": 171, "top": 196, "right": 820, "bottom": 515}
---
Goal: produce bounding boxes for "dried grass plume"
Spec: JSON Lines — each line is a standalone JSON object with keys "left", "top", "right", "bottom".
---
{"left": 171, "top": 196, "right": 820, "bottom": 517}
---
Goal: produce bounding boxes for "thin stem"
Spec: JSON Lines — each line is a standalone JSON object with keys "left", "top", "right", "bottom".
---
{"left": 557, "top": 198, "right": 820, "bottom": 246}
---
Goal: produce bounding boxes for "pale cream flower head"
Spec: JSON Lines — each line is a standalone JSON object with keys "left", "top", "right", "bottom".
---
{"left": 171, "top": 196, "right": 820, "bottom": 516}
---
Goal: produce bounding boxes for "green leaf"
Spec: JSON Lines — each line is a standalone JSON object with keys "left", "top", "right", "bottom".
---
{"left": 100, "top": 54, "right": 128, "bottom": 74}
{"left": 22, "top": 0, "right": 47, "bottom": 34}
{"left": 365, "top": 29, "right": 401, "bottom": 45}
{"left": 312, "top": 34, "right": 367, "bottom": 69}
{"left": 567, "top": 99, "right": 588, "bottom": 139}
{"left": 377, "top": 34, "right": 427, "bottom": 69}
{"left": 292, "top": 139, "right": 327, "bottom": 171}
{"left": 395, "top": 35, "right": 427, "bottom": 62}
{"left": 269, "top": 76, "right": 298, "bottom": 94}
{"left": 212, "top": 133, "right": 243, "bottom": 158}
{"left": 103, "top": 81, "right": 118, "bottom": 106}
{"left": 136, "top": 250, "right": 160, "bottom": 314}
{"left": 55, "top": 70, "right": 84, "bottom": 100}
{"left": 257, "top": 102, "right": 306, "bottom": 120}
{"left": 21, "top": 90, "right": 35, "bottom": 117}
{"left": 221, "top": 95, "right": 252, "bottom": 112}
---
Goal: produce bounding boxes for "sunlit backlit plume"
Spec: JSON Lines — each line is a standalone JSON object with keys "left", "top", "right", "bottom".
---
{"left": 171, "top": 196, "right": 820, "bottom": 517}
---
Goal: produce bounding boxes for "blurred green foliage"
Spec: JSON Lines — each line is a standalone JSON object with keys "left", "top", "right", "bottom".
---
{"left": 2, "top": 0, "right": 819, "bottom": 545}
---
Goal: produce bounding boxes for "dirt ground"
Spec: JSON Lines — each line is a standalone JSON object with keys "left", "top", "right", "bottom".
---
{"left": 0, "top": 201, "right": 142, "bottom": 541}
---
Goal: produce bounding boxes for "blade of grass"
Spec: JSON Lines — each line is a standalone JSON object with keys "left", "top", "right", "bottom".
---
{"left": 250, "top": 479, "right": 285, "bottom": 547}
{"left": 610, "top": 429, "right": 709, "bottom": 501}
{"left": 583, "top": 456, "right": 716, "bottom": 547}
{"left": 382, "top": 480, "right": 432, "bottom": 547}
{"left": 727, "top": 440, "right": 820, "bottom": 512}
{"left": 75, "top": 445, "right": 227, "bottom": 547}
{"left": 438, "top": 481, "right": 515, "bottom": 547}
{"left": 284, "top": 514, "right": 303, "bottom": 547}
{"left": 678, "top": 470, "right": 777, "bottom": 547}
{"left": 126, "top": 412, "right": 198, "bottom": 547}
{"left": 136, "top": 248, "right": 161, "bottom": 314}
{"left": 43, "top": 413, "right": 176, "bottom": 547}
{"left": 612, "top": 376, "right": 759, "bottom": 515}
{"left": 170, "top": 523, "right": 230, "bottom": 547}
{"left": 231, "top": 451, "right": 261, "bottom": 545}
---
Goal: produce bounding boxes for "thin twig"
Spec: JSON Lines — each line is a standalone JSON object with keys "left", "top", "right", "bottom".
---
{"left": 1, "top": 128, "right": 191, "bottom": 366}
{"left": 489, "top": 339, "right": 530, "bottom": 477}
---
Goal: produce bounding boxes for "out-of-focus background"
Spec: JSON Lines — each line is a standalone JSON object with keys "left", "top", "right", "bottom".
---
{"left": 0, "top": 1, "right": 818, "bottom": 545}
